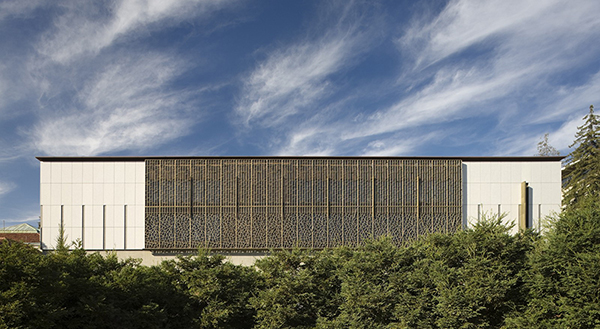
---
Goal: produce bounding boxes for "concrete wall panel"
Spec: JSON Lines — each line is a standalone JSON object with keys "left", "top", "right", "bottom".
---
{"left": 463, "top": 161, "right": 562, "bottom": 234}
{"left": 39, "top": 160, "right": 146, "bottom": 250}
{"left": 41, "top": 162, "right": 52, "bottom": 184}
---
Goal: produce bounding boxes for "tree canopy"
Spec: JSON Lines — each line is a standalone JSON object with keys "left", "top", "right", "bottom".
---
{"left": 563, "top": 105, "right": 600, "bottom": 209}
{"left": 3, "top": 202, "right": 600, "bottom": 328}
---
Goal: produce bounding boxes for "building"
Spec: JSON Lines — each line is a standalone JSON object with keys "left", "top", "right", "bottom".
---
{"left": 0, "top": 223, "right": 41, "bottom": 248}
{"left": 38, "top": 156, "right": 563, "bottom": 265}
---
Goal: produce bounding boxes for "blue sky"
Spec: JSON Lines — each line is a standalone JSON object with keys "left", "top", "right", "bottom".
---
{"left": 1, "top": 0, "right": 600, "bottom": 226}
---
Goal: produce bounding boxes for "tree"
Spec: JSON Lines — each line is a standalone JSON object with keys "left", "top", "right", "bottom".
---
{"left": 161, "top": 250, "right": 259, "bottom": 329}
{"left": 0, "top": 240, "right": 43, "bottom": 329}
{"left": 250, "top": 248, "right": 342, "bottom": 329}
{"left": 506, "top": 199, "right": 600, "bottom": 328}
{"left": 390, "top": 216, "right": 534, "bottom": 329}
{"left": 536, "top": 133, "right": 560, "bottom": 156}
{"left": 563, "top": 105, "right": 600, "bottom": 209}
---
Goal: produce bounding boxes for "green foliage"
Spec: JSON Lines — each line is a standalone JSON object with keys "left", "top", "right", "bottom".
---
{"left": 506, "top": 200, "right": 600, "bottom": 328}
{"left": 0, "top": 240, "right": 43, "bottom": 329}
{"left": 325, "top": 238, "right": 405, "bottom": 329}
{"left": 0, "top": 242, "right": 196, "bottom": 328}
{"left": 537, "top": 133, "right": 560, "bottom": 156}
{"left": 417, "top": 217, "right": 534, "bottom": 329}
{"left": 4, "top": 206, "right": 600, "bottom": 328}
{"left": 162, "top": 250, "right": 259, "bottom": 329}
{"left": 251, "top": 248, "right": 342, "bottom": 329}
{"left": 563, "top": 105, "right": 600, "bottom": 209}
{"left": 327, "top": 216, "right": 534, "bottom": 329}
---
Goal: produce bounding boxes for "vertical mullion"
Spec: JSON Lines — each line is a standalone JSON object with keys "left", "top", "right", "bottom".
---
{"left": 341, "top": 160, "right": 345, "bottom": 245}
{"left": 401, "top": 161, "right": 404, "bottom": 240}
{"left": 265, "top": 162, "right": 269, "bottom": 248}
{"left": 219, "top": 161, "right": 223, "bottom": 249}
{"left": 296, "top": 160, "right": 299, "bottom": 246}
{"left": 250, "top": 160, "right": 253, "bottom": 249}
{"left": 387, "top": 161, "right": 390, "bottom": 236}
{"left": 124, "top": 205, "right": 127, "bottom": 249}
{"left": 446, "top": 160, "right": 449, "bottom": 233}
{"left": 281, "top": 160, "right": 284, "bottom": 248}
{"left": 356, "top": 160, "right": 360, "bottom": 245}
{"left": 173, "top": 162, "right": 177, "bottom": 247}
{"left": 189, "top": 162, "right": 192, "bottom": 249}
{"left": 204, "top": 161, "right": 207, "bottom": 247}
{"left": 158, "top": 161, "right": 161, "bottom": 248}
{"left": 102, "top": 204, "right": 106, "bottom": 250}
{"left": 81, "top": 205, "right": 85, "bottom": 249}
{"left": 311, "top": 160, "right": 314, "bottom": 248}
{"left": 235, "top": 162, "right": 239, "bottom": 249}
{"left": 60, "top": 204, "right": 64, "bottom": 248}
{"left": 371, "top": 160, "right": 375, "bottom": 238}
{"left": 326, "top": 161, "right": 330, "bottom": 248}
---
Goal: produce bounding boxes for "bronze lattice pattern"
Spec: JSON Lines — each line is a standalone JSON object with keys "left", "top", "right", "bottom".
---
{"left": 144, "top": 158, "right": 462, "bottom": 250}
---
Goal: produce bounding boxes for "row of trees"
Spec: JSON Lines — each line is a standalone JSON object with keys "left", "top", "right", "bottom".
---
{"left": 2, "top": 200, "right": 600, "bottom": 328}
{"left": 1, "top": 105, "right": 598, "bottom": 328}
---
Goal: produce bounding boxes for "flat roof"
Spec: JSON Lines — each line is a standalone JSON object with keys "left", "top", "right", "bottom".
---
{"left": 36, "top": 156, "right": 565, "bottom": 162}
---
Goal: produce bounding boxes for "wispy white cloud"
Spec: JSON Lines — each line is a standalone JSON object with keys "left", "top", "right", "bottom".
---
{"left": 399, "top": 0, "right": 565, "bottom": 68}
{"left": 533, "top": 72, "right": 600, "bottom": 125}
{"left": 235, "top": 1, "right": 376, "bottom": 127}
{"left": 37, "top": 0, "right": 237, "bottom": 64}
{"left": 236, "top": 39, "right": 348, "bottom": 126}
{"left": 0, "top": 181, "right": 15, "bottom": 198}
{"left": 0, "top": 209, "right": 40, "bottom": 225}
{"left": 0, "top": 0, "right": 46, "bottom": 21}
{"left": 361, "top": 133, "right": 439, "bottom": 156}
{"left": 342, "top": 65, "right": 528, "bottom": 141}
{"left": 375, "top": 0, "right": 600, "bottom": 139}
{"left": 550, "top": 115, "right": 586, "bottom": 155}
{"left": 276, "top": 125, "right": 335, "bottom": 156}
{"left": 30, "top": 53, "right": 198, "bottom": 156}
{"left": 267, "top": 0, "right": 600, "bottom": 156}
{"left": 505, "top": 105, "right": 594, "bottom": 157}
{"left": 9, "top": 0, "right": 239, "bottom": 156}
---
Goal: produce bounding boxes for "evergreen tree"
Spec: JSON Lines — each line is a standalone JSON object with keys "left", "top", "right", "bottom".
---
{"left": 506, "top": 199, "right": 600, "bottom": 328}
{"left": 563, "top": 105, "right": 600, "bottom": 209}
{"left": 536, "top": 133, "right": 560, "bottom": 156}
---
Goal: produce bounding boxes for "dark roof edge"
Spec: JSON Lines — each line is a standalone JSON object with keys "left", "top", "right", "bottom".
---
{"left": 36, "top": 156, "right": 566, "bottom": 162}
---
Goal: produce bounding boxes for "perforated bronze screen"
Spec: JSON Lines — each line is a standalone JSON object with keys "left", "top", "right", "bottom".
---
{"left": 145, "top": 158, "right": 462, "bottom": 250}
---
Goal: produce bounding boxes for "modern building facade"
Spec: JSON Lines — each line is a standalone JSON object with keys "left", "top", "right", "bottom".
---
{"left": 38, "top": 156, "right": 563, "bottom": 264}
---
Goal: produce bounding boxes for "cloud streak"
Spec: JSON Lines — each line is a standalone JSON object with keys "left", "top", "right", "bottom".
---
{"left": 10, "top": 0, "right": 240, "bottom": 157}
{"left": 363, "top": 0, "right": 600, "bottom": 139}
{"left": 0, "top": 181, "right": 15, "bottom": 198}
{"left": 268, "top": 0, "right": 600, "bottom": 156}
{"left": 38, "top": 0, "right": 236, "bottom": 64}
{"left": 30, "top": 53, "right": 198, "bottom": 156}
{"left": 0, "top": 0, "right": 46, "bottom": 21}
{"left": 235, "top": 1, "right": 376, "bottom": 127}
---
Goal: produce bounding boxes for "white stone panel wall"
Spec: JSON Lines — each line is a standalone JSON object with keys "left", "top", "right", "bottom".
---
{"left": 463, "top": 161, "right": 562, "bottom": 234}
{"left": 40, "top": 161, "right": 145, "bottom": 250}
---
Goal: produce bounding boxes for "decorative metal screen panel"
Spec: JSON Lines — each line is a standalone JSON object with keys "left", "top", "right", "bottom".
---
{"left": 145, "top": 158, "right": 462, "bottom": 250}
